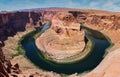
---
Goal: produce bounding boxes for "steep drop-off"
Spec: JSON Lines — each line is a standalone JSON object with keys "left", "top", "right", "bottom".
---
{"left": 0, "top": 8, "right": 120, "bottom": 76}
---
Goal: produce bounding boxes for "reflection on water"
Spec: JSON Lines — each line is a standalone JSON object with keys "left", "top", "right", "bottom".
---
{"left": 41, "top": 23, "right": 50, "bottom": 31}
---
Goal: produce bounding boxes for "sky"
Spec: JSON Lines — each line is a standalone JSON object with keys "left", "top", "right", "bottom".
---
{"left": 0, "top": 0, "right": 120, "bottom": 12}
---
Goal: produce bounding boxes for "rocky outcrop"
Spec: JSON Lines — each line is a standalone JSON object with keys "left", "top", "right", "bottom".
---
{"left": 0, "top": 8, "right": 120, "bottom": 76}
{"left": 83, "top": 48, "right": 120, "bottom": 77}
{"left": 0, "top": 12, "right": 42, "bottom": 41}
{"left": 0, "top": 48, "right": 9, "bottom": 77}
{"left": 0, "top": 48, "right": 22, "bottom": 77}
{"left": 0, "top": 11, "right": 41, "bottom": 77}
{"left": 0, "top": 10, "right": 58, "bottom": 77}
{"left": 36, "top": 12, "right": 85, "bottom": 62}
{"left": 75, "top": 12, "right": 120, "bottom": 30}
{"left": 0, "top": 10, "right": 57, "bottom": 76}
{"left": 0, "top": 10, "right": 120, "bottom": 42}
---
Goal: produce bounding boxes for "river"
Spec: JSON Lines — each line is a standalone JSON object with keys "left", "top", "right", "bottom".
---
{"left": 20, "top": 24, "right": 110, "bottom": 74}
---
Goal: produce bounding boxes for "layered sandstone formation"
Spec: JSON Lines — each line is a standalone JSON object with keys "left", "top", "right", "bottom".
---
{"left": 0, "top": 8, "right": 120, "bottom": 76}
{"left": 69, "top": 10, "right": 120, "bottom": 52}
{"left": 0, "top": 48, "right": 21, "bottom": 77}
{"left": 0, "top": 11, "right": 58, "bottom": 77}
{"left": 36, "top": 12, "right": 85, "bottom": 60}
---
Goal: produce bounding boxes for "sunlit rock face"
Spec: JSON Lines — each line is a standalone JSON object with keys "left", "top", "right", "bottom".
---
{"left": 1, "top": 8, "right": 120, "bottom": 76}
{"left": 36, "top": 12, "right": 85, "bottom": 59}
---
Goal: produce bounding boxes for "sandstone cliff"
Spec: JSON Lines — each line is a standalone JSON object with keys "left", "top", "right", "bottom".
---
{"left": 0, "top": 8, "right": 120, "bottom": 76}
{"left": 0, "top": 10, "right": 57, "bottom": 77}
{"left": 36, "top": 12, "right": 85, "bottom": 60}
{"left": 1, "top": 9, "right": 120, "bottom": 42}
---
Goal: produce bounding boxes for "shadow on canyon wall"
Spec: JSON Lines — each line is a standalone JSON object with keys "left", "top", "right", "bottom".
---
{"left": 0, "top": 9, "right": 120, "bottom": 76}
{"left": 0, "top": 11, "right": 43, "bottom": 77}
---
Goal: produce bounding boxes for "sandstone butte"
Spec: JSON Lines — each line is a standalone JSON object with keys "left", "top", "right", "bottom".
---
{"left": 0, "top": 8, "right": 120, "bottom": 77}
{"left": 36, "top": 12, "right": 86, "bottom": 60}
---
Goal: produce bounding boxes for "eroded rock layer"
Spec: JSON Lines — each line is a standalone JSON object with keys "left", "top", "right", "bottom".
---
{"left": 0, "top": 8, "right": 120, "bottom": 76}
{"left": 36, "top": 12, "right": 85, "bottom": 60}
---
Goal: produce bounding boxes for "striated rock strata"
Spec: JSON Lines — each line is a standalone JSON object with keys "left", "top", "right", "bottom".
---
{"left": 0, "top": 8, "right": 120, "bottom": 76}
{"left": 36, "top": 12, "right": 85, "bottom": 60}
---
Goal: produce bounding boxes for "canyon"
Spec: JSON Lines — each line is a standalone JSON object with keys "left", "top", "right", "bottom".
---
{"left": 36, "top": 12, "right": 86, "bottom": 61}
{"left": 0, "top": 8, "right": 120, "bottom": 77}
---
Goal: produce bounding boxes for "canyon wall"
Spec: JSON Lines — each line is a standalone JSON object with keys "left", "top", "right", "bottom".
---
{"left": 0, "top": 9, "right": 120, "bottom": 76}
{"left": 69, "top": 11, "right": 120, "bottom": 30}
{"left": 0, "top": 10, "right": 57, "bottom": 76}
{"left": 1, "top": 10, "right": 120, "bottom": 42}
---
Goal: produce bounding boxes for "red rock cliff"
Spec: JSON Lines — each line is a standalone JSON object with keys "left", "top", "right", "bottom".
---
{"left": 0, "top": 9, "right": 120, "bottom": 76}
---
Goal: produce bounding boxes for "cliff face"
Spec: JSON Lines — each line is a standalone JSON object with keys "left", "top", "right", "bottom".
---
{"left": 0, "top": 10, "right": 56, "bottom": 76}
{"left": 69, "top": 11, "right": 120, "bottom": 30}
{"left": 0, "top": 11, "right": 42, "bottom": 76}
{"left": 0, "top": 9, "right": 120, "bottom": 76}
{"left": 0, "top": 48, "right": 21, "bottom": 77}
{"left": 0, "top": 12, "right": 40, "bottom": 41}
{"left": 0, "top": 10, "right": 120, "bottom": 42}
{"left": 36, "top": 12, "right": 85, "bottom": 60}
{"left": 0, "top": 12, "right": 18, "bottom": 76}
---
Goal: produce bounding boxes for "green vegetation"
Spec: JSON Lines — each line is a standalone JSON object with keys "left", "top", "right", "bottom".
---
{"left": 12, "top": 46, "right": 25, "bottom": 58}
{"left": 12, "top": 30, "right": 40, "bottom": 58}
{"left": 14, "top": 23, "right": 112, "bottom": 63}
{"left": 14, "top": 23, "right": 112, "bottom": 74}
